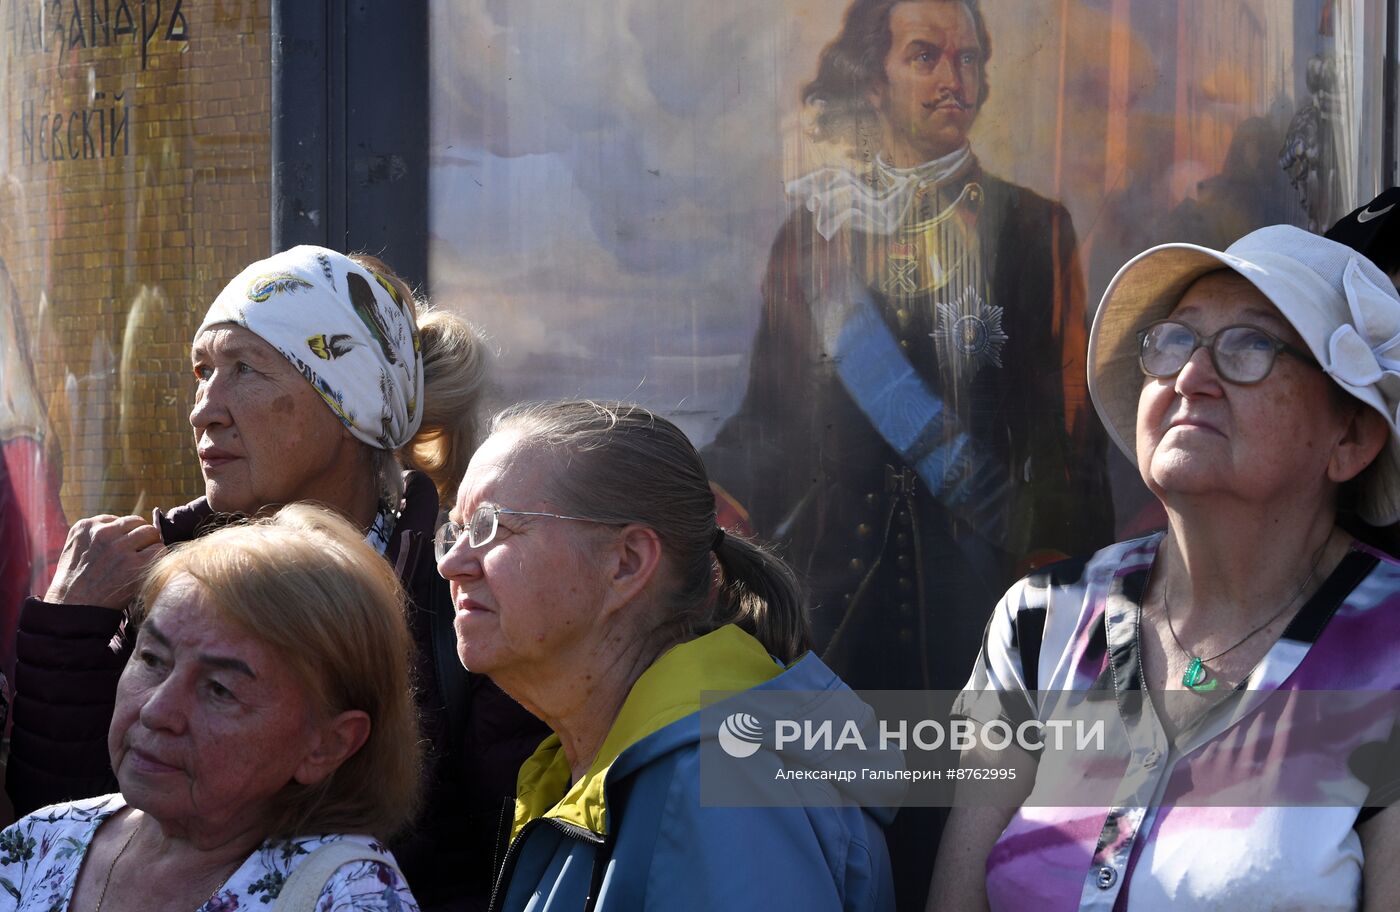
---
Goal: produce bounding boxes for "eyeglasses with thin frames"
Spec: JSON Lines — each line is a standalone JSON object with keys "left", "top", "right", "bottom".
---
{"left": 1137, "top": 319, "right": 1319, "bottom": 385}
{"left": 434, "top": 504, "right": 606, "bottom": 561}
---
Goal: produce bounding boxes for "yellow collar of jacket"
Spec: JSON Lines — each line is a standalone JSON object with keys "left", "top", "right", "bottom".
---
{"left": 511, "top": 624, "right": 783, "bottom": 841}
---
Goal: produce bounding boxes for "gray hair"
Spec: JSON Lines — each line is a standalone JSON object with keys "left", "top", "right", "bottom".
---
{"left": 491, "top": 400, "right": 812, "bottom": 664}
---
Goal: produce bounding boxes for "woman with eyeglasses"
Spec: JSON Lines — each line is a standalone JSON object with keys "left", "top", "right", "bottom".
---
{"left": 928, "top": 225, "right": 1400, "bottom": 911}
{"left": 8, "top": 247, "right": 547, "bottom": 911}
{"left": 435, "top": 400, "right": 897, "bottom": 912}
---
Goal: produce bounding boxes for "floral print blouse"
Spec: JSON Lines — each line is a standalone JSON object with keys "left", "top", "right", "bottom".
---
{"left": 0, "top": 795, "right": 419, "bottom": 912}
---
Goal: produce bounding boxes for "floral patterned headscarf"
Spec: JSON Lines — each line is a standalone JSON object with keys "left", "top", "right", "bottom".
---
{"left": 198, "top": 246, "right": 424, "bottom": 452}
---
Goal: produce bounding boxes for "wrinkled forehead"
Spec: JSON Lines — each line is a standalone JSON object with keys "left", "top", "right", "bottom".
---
{"left": 1168, "top": 270, "right": 1304, "bottom": 346}
{"left": 146, "top": 571, "right": 208, "bottom": 618}
{"left": 142, "top": 572, "right": 255, "bottom": 649}
{"left": 452, "top": 430, "right": 562, "bottom": 518}
{"left": 190, "top": 321, "right": 281, "bottom": 361}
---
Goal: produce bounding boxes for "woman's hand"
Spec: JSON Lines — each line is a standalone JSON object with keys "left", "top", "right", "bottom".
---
{"left": 43, "top": 515, "right": 163, "bottom": 608}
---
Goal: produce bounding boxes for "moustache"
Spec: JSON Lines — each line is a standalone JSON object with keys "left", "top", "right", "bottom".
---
{"left": 923, "top": 93, "right": 972, "bottom": 112}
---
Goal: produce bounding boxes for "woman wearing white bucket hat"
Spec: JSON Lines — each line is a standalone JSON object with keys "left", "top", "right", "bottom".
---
{"left": 930, "top": 225, "right": 1400, "bottom": 911}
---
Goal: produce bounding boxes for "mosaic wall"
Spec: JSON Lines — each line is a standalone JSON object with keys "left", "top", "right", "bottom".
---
{"left": 1, "top": 0, "right": 271, "bottom": 526}
{"left": 0, "top": 1, "right": 271, "bottom": 681}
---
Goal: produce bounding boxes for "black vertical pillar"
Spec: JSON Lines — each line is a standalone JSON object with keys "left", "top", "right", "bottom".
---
{"left": 271, "top": 0, "right": 429, "bottom": 287}
{"left": 271, "top": 0, "right": 334, "bottom": 252}
{"left": 1386, "top": 0, "right": 1398, "bottom": 187}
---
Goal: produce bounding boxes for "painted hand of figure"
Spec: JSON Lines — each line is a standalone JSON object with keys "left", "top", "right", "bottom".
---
{"left": 43, "top": 514, "right": 164, "bottom": 609}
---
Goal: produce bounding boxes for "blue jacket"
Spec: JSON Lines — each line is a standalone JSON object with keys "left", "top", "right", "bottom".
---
{"left": 492, "top": 625, "right": 897, "bottom": 912}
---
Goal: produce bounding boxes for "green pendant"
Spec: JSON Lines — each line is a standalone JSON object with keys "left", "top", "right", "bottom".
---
{"left": 1182, "top": 657, "right": 1219, "bottom": 691}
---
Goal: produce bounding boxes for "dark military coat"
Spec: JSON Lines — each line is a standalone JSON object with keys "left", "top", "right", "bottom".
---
{"left": 705, "top": 161, "right": 1115, "bottom": 693}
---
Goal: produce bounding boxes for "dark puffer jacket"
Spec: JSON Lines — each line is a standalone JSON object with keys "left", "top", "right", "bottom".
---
{"left": 6, "top": 471, "right": 548, "bottom": 912}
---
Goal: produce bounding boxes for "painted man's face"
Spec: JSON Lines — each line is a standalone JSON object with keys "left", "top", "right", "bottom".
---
{"left": 869, "top": 1, "right": 984, "bottom": 167}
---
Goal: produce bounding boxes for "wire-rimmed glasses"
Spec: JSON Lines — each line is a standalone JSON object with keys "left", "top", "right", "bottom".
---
{"left": 434, "top": 504, "right": 604, "bottom": 560}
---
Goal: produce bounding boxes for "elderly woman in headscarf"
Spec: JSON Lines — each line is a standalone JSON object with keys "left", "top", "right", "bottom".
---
{"left": 929, "top": 226, "right": 1400, "bottom": 911}
{"left": 8, "top": 248, "right": 547, "bottom": 911}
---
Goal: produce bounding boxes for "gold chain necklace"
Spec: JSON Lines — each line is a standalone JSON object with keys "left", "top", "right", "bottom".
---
{"left": 94, "top": 816, "right": 142, "bottom": 912}
{"left": 1162, "top": 534, "right": 1330, "bottom": 692}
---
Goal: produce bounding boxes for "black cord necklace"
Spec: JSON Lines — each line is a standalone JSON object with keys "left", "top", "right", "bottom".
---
{"left": 1161, "top": 534, "right": 1330, "bottom": 692}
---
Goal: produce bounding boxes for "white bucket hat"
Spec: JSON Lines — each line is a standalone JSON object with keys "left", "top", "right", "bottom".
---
{"left": 1088, "top": 224, "right": 1400, "bottom": 525}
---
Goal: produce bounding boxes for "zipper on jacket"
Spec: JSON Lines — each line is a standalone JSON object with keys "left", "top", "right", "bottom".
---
{"left": 487, "top": 817, "right": 606, "bottom": 912}
{"left": 490, "top": 797, "right": 514, "bottom": 889}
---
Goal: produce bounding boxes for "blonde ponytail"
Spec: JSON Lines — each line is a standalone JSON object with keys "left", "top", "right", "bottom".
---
{"left": 349, "top": 254, "right": 490, "bottom": 505}
{"left": 401, "top": 309, "right": 489, "bottom": 504}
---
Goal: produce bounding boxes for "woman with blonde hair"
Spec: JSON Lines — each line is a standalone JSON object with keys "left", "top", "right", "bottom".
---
{"left": 9, "top": 247, "right": 547, "bottom": 911}
{"left": 0, "top": 504, "right": 422, "bottom": 911}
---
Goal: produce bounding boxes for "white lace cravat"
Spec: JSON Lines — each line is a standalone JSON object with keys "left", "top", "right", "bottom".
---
{"left": 786, "top": 145, "right": 974, "bottom": 241}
